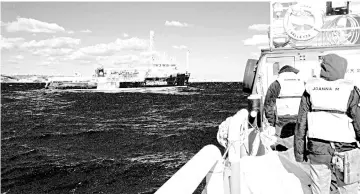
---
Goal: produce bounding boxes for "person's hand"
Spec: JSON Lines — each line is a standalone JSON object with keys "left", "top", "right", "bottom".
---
{"left": 265, "top": 125, "right": 276, "bottom": 136}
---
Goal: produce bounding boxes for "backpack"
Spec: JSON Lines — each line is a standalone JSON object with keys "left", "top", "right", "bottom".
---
{"left": 354, "top": 86, "right": 360, "bottom": 138}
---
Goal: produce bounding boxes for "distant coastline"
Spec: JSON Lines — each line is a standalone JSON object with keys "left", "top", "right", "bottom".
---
{"left": 1, "top": 74, "right": 240, "bottom": 83}
{"left": 1, "top": 74, "right": 50, "bottom": 83}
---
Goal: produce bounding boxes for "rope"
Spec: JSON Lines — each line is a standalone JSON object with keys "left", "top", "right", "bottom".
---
{"left": 276, "top": 14, "right": 360, "bottom": 48}
{"left": 248, "top": 121, "right": 260, "bottom": 132}
{"left": 222, "top": 139, "right": 243, "bottom": 161}
{"left": 221, "top": 120, "right": 254, "bottom": 160}
{"left": 221, "top": 120, "right": 266, "bottom": 160}
{"left": 324, "top": 15, "right": 360, "bottom": 46}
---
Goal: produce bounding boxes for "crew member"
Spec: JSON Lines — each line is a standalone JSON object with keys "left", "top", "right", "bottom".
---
{"left": 264, "top": 65, "right": 304, "bottom": 149}
{"left": 294, "top": 53, "right": 360, "bottom": 194}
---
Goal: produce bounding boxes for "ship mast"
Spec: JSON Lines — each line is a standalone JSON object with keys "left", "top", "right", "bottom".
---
{"left": 149, "top": 30, "right": 154, "bottom": 52}
{"left": 149, "top": 30, "right": 155, "bottom": 64}
{"left": 186, "top": 50, "right": 190, "bottom": 74}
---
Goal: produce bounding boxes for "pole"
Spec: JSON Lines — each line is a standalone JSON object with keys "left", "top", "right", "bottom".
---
{"left": 149, "top": 31, "right": 154, "bottom": 52}
{"left": 228, "top": 109, "right": 249, "bottom": 194}
{"left": 186, "top": 50, "right": 190, "bottom": 73}
{"left": 269, "top": 1, "right": 274, "bottom": 51}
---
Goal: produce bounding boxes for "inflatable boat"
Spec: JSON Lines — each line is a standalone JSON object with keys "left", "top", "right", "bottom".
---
{"left": 156, "top": 1, "right": 360, "bottom": 194}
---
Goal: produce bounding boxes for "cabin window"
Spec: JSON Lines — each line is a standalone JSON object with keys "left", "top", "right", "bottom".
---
{"left": 263, "top": 56, "right": 295, "bottom": 89}
{"left": 273, "top": 62, "right": 280, "bottom": 76}
{"left": 266, "top": 56, "right": 295, "bottom": 70}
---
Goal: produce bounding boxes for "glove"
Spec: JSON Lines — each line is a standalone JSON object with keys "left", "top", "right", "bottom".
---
{"left": 264, "top": 125, "right": 276, "bottom": 136}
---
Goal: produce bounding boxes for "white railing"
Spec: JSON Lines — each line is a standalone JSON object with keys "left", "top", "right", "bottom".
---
{"left": 155, "top": 145, "right": 224, "bottom": 194}
{"left": 156, "top": 109, "right": 251, "bottom": 194}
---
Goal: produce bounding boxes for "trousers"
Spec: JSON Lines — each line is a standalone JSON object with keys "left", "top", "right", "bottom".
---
{"left": 310, "top": 159, "right": 359, "bottom": 194}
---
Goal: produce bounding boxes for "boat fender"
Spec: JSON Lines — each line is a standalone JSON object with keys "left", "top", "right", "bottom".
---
{"left": 243, "top": 59, "right": 258, "bottom": 93}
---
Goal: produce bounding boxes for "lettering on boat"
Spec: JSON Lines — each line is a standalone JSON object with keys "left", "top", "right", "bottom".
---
{"left": 346, "top": 68, "right": 360, "bottom": 73}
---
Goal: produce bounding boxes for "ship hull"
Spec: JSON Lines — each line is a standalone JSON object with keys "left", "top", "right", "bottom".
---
{"left": 46, "top": 73, "right": 190, "bottom": 89}
{"left": 144, "top": 73, "right": 190, "bottom": 87}
{"left": 101, "top": 73, "right": 190, "bottom": 89}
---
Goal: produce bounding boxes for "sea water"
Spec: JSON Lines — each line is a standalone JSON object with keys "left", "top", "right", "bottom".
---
{"left": 1, "top": 82, "right": 248, "bottom": 194}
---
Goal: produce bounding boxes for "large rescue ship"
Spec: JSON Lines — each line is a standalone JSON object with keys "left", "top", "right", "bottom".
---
{"left": 155, "top": 1, "right": 360, "bottom": 194}
{"left": 45, "top": 31, "right": 190, "bottom": 90}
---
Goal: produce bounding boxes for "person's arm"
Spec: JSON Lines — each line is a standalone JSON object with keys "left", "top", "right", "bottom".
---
{"left": 294, "top": 91, "right": 311, "bottom": 162}
{"left": 347, "top": 86, "right": 360, "bottom": 141}
{"left": 264, "top": 81, "right": 281, "bottom": 127}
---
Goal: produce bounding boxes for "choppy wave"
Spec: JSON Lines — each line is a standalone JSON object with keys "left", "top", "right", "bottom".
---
{"left": 1, "top": 82, "right": 248, "bottom": 194}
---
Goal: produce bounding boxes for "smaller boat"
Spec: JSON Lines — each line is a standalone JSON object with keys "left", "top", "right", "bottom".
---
{"left": 45, "top": 76, "right": 97, "bottom": 89}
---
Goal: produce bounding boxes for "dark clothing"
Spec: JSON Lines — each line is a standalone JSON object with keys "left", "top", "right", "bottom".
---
{"left": 294, "top": 54, "right": 360, "bottom": 165}
{"left": 294, "top": 89, "right": 360, "bottom": 164}
{"left": 264, "top": 65, "right": 299, "bottom": 137}
{"left": 264, "top": 80, "right": 281, "bottom": 127}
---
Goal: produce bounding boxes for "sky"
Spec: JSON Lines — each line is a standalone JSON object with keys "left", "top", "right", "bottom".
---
{"left": 0, "top": 2, "right": 270, "bottom": 82}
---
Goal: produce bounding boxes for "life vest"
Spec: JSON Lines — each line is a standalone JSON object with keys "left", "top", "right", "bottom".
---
{"left": 306, "top": 78, "right": 357, "bottom": 143}
{"left": 276, "top": 72, "right": 305, "bottom": 116}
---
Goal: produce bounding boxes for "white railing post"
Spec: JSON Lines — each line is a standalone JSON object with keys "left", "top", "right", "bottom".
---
{"left": 228, "top": 109, "right": 249, "bottom": 194}
{"left": 203, "top": 158, "right": 225, "bottom": 194}
{"left": 155, "top": 145, "right": 222, "bottom": 194}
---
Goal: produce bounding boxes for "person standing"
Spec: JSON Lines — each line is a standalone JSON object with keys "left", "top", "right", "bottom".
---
{"left": 294, "top": 53, "right": 360, "bottom": 194}
{"left": 264, "top": 65, "right": 305, "bottom": 148}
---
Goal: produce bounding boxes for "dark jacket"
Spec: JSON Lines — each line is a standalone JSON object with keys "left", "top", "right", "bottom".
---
{"left": 294, "top": 54, "right": 360, "bottom": 164}
{"left": 264, "top": 65, "right": 299, "bottom": 137}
